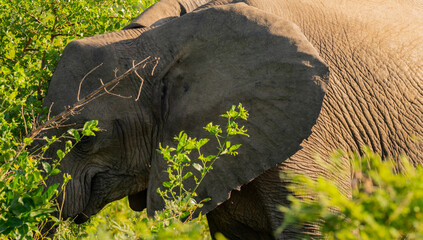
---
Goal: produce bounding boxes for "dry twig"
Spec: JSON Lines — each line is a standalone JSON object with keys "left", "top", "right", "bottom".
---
{"left": 77, "top": 63, "right": 104, "bottom": 101}
{"left": 21, "top": 105, "right": 28, "bottom": 135}
{"left": 99, "top": 78, "right": 132, "bottom": 99}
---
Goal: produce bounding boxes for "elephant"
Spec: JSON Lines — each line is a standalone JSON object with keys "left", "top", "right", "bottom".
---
{"left": 42, "top": 0, "right": 423, "bottom": 239}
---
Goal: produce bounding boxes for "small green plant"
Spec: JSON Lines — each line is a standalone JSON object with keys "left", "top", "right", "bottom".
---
{"left": 278, "top": 147, "right": 423, "bottom": 240}
{"left": 156, "top": 103, "right": 249, "bottom": 226}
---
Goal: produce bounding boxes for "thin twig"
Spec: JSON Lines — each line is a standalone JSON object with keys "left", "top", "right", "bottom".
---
{"left": 134, "top": 60, "right": 145, "bottom": 101}
{"left": 47, "top": 102, "right": 54, "bottom": 121}
{"left": 31, "top": 109, "right": 37, "bottom": 130}
{"left": 151, "top": 57, "right": 160, "bottom": 75}
{"left": 99, "top": 79, "right": 132, "bottom": 99}
{"left": 21, "top": 105, "right": 28, "bottom": 135}
{"left": 77, "top": 63, "right": 104, "bottom": 101}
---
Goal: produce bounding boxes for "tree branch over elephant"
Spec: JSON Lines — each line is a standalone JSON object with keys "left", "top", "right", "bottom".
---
{"left": 39, "top": 0, "right": 423, "bottom": 239}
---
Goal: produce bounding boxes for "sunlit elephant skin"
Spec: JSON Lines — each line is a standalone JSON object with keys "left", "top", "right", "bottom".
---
{"left": 43, "top": 0, "right": 423, "bottom": 239}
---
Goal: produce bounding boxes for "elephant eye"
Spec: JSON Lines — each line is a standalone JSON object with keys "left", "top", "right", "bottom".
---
{"left": 79, "top": 136, "right": 91, "bottom": 144}
{"left": 75, "top": 136, "right": 94, "bottom": 153}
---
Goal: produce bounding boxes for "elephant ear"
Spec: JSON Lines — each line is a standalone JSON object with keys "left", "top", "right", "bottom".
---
{"left": 146, "top": 3, "right": 329, "bottom": 216}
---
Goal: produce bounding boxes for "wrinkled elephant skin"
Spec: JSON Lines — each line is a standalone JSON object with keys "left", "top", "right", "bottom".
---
{"left": 43, "top": 0, "right": 423, "bottom": 239}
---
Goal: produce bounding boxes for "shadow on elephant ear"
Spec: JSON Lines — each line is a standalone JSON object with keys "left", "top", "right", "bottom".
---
{"left": 143, "top": 3, "right": 329, "bottom": 219}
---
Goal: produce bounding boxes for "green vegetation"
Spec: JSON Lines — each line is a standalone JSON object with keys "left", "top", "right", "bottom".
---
{"left": 156, "top": 103, "right": 249, "bottom": 224}
{"left": 0, "top": 120, "right": 99, "bottom": 239}
{"left": 279, "top": 147, "right": 423, "bottom": 240}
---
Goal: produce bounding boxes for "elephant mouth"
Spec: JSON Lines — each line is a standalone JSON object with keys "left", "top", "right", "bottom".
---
{"left": 71, "top": 169, "right": 106, "bottom": 224}
{"left": 128, "top": 189, "right": 148, "bottom": 211}
{"left": 70, "top": 169, "right": 147, "bottom": 224}
{"left": 74, "top": 212, "right": 90, "bottom": 224}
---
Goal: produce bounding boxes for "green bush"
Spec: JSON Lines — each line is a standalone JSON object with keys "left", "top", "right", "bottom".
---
{"left": 0, "top": 121, "right": 99, "bottom": 239}
{"left": 156, "top": 103, "right": 249, "bottom": 224}
{"left": 279, "top": 147, "right": 423, "bottom": 240}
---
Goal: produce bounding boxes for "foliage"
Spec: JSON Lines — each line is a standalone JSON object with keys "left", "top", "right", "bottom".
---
{"left": 0, "top": 121, "right": 99, "bottom": 239}
{"left": 279, "top": 147, "right": 423, "bottom": 240}
{"left": 74, "top": 200, "right": 210, "bottom": 240}
{"left": 0, "top": 0, "right": 153, "bottom": 239}
{"left": 156, "top": 103, "right": 249, "bottom": 225}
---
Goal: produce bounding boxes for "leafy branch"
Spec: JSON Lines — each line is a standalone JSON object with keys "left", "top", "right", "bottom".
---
{"left": 155, "top": 103, "right": 249, "bottom": 227}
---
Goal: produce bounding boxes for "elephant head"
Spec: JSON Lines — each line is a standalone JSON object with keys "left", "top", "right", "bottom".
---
{"left": 42, "top": 3, "right": 328, "bottom": 225}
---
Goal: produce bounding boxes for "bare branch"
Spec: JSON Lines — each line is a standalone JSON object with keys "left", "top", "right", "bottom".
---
{"left": 99, "top": 79, "right": 132, "bottom": 99}
{"left": 77, "top": 63, "right": 104, "bottom": 101}
{"left": 21, "top": 105, "right": 28, "bottom": 135}
{"left": 152, "top": 57, "right": 160, "bottom": 75}
{"left": 133, "top": 60, "right": 145, "bottom": 101}
{"left": 31, "top": 109, "right": 37, "bottom": 131}
{"left": 47, "top": 102, "right": 54, "bottom": 121}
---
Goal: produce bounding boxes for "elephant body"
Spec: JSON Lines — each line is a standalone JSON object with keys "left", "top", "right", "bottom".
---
{"left": 43, "top": 0, "right": 423, "bottom": 239}
{"left": 202, "top": 1, "right": 423, "bottom": 238}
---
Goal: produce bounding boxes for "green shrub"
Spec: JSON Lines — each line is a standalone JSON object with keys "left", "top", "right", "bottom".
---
{"left": 279, "top": 147, "right": 423, "bottom": 240}
{"left": 0, "top": 121, "right": 99, "bottom": 239}
{"left": 156, "top": 103, "right": 249, "bottom": 224}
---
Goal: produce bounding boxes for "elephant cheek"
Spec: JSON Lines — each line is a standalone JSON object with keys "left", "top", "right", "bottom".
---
{"left": 128, "top": 189, "right": 148, "bottom": 211}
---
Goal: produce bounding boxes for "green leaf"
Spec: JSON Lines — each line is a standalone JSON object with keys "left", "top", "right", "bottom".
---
{"left": 229, "top": 144, "right": 242, "bottom": 155}
{"left": 56, "top": 149, "right": 64, "bottom": 160}
{"left": 204, "top": 123, "right": 222, "bottom": 135}
{"left": 176, "top": 132, "right": 187, "bottom": 152}
{"left": 43, "top": 184, "right": 59, "bottom": 201}
{"left": 65, "top": 140, "right": 72, "bottom": 151}
{"left": 50, "top": 168, "right": 61, "bottom": 175}
{"left": 6, "top": 217, "right": 23, "bottom": 228}
{"left": 29, "top": 208, "right": 55, "bottom": 218}
{"left": 193, "top": 163, "right": 203, "bottom": 172}
{"left": 182, "top": 172, "right": 193, "bottom": 180}
{"left": 82, "top": 120, "right": 99, "bottom": 136}
{"left": 22, "top": 197, "right": 35, "bottom": 209}
{"left": 180, "top": 211, "right": 190, "bottom": 219}
{"left": 162, "top": 182, "right": 172, "bottom": 188}
{"left": 67, "top": 129, "right": 80, "bottom": 141}
{"left": 5, "top": 48, "right": 15, "bottom": 59}
{"left": 24, "top": 138, "right": 33, "bottom": 145}
{"left": 83, "top": 120, "right": 99, "bottom": 131}
{"left": 41, "top": 162, "right": 51, "bottom": 174}
{"left": 197, "top": 138, "right": 209, "bottom": 148}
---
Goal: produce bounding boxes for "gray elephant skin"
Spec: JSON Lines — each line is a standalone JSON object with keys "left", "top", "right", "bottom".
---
{"left": 42, "top": 0, "right": 423, "bottom": 239}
